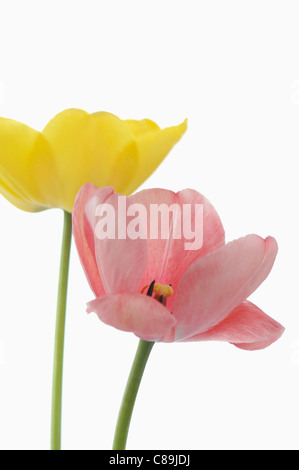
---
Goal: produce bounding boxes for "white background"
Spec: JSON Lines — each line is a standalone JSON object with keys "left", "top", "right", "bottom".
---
{"left": 0, "top": 0, "right": 298, "bottom": 450}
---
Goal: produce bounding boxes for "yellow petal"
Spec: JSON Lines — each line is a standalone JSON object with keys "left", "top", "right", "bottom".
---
{"left": 123, "top": 118, "right": 187, "bottom": 195}
{"left": 0, "top": 109, "right": 187, "bottom": 213}
{"left": 42, "top": 109, "right": 139, "bottom": 212}
{"left": 0, "top": 117, "right": 56, "bottom": 212}
{"left": 123, "top": 118, "right": 160, "bottom": 136}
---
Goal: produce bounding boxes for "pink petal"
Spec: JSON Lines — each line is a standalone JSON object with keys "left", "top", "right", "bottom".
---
{"left": 129, "top": 188, "right": 225, "bottom": 306}
{"left": 72, "top": 183, "right": 113, "bottom": 297}
{"left": 85, "top": 190, "right": 147, "bottom": 294}
{"left": 173, "top": 235, "right": 278, "bottom": 341}
{"left": 184, "top": 300, "right": 284, "bottom": 350}
{"left": 87, "top": 293, "right": 176, "bottom": 342}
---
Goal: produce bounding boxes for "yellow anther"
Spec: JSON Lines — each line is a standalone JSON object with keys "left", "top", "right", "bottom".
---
{"left": 141, "top": 284, "right": 150, "bottom": 294}
{"left": 153, "top": 283, "right": 173, "bottom": 298}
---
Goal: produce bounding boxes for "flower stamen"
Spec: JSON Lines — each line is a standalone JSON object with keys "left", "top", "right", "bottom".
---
{"left": 141, "top": 281, "right": 173, "bottom": 307}
{"left": 153, "top": 283, "right": 173, "bottom": 298}
{"left": 146, "top": 280, "right": 155, "bottom": 297}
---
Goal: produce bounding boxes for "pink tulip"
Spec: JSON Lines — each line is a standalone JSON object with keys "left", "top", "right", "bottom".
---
{"left": 72, "top": 184, "right": 284, "bottom": 350}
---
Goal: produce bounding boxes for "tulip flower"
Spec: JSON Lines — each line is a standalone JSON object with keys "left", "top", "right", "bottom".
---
{"left": 0, "top": 108, "right": 187, "bottom": 212}
{"left": 73, "top": 184, "right": 283, "bottom": 348}
{"left": 72, "top": 183, "right": 284, "bottom": 449}
{"left": 0, "top": 109, "right": 187, "bottom": 450}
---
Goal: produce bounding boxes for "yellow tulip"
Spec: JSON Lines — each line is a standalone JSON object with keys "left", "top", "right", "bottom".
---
{"left": 0, "top": 108, "right": 187, "bottom": 212}
{"left": 0, "top": 107, "right": 187, "bottom": 450}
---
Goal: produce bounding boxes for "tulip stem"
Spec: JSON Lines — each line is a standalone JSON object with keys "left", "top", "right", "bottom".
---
{"left": 112, "top": 339, "right": 155, "bottom": 450}
{"left": 50, "top": 211, "right": 72, "bottom": 450}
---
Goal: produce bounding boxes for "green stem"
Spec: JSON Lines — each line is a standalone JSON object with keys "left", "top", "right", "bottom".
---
{"left": 50, "top": 211, "right": 72, "bottom": 450}
{"left": 112, "top": 339, "right": 155, "bottom": 450}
